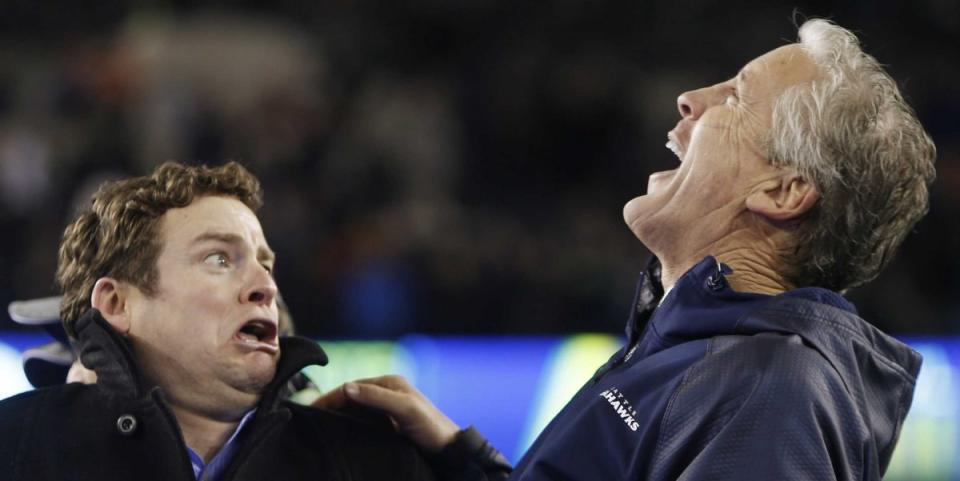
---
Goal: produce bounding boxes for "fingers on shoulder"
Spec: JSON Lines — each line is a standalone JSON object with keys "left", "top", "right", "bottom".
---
{"left": 361, "top": 374, "right": 415, "bottom": 391}
{"left": 349, "top": 380, "right": 417, "bottom": 413}
{"left": 311, "top": 383, "right": 350, "bottom": 409}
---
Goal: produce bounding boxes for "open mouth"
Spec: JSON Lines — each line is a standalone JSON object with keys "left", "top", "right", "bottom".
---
{"left": 235, "top": 319, "right": 279, "bottom": 346}
{"left": 666, "top": 134, "right": 684, "bottom": 161}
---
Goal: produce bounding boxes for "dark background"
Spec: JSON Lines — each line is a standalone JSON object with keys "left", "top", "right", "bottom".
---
{"left": 0, "top": 0, "right": 957, "bottom": 338}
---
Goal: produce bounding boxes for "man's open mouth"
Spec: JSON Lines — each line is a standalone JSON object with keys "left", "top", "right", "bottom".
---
{"left": 666, "top": 133, "right": 685, "bottom": 161}
{"left": 235, "top": 319, "right": 279, "bottom": 346}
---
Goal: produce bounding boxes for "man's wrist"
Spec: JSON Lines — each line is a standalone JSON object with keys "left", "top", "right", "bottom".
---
{"left": 430, "top": 426, "right": 512, "bottom": 480}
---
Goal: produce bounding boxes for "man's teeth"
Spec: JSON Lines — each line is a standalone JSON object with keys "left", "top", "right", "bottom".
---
{"left": 666, "top": 139, "right": 682, "bottom": 160}
{"left": 238, "top": 332, "right": 259, "bottom": 342}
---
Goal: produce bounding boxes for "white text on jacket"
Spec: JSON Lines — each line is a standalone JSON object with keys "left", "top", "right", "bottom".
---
{"left": 599, "top": 387, "right": 640, "bottom": 432}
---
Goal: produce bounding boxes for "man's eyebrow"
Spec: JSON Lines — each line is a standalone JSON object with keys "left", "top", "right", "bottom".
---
{"left": 191, "top": 231, "right": 276, "bottom": 263}
{"left": 260, "top": 247, "right": 277, "bottom": 264}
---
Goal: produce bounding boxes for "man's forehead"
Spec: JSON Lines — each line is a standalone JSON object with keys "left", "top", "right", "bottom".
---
{"left": 737, "top": 44, "right": 821, "bottom": 89}
{"left": 743, "top": 44, "right": 812, "bottom": 73}
{"left": 159, "top": 196, "right": 271, "bottom": 251}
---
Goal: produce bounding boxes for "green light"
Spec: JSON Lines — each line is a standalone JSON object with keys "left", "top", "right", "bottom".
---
{"left": 300, "top": 340, "right": 415, "bottom": 393}
{"left": 516, "top": 334, "right": 621, "bottom": 457}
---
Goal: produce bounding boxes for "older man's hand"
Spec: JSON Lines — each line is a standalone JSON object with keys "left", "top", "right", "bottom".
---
{"left": 312, "top": 375, "right": 461, "bottom": 454}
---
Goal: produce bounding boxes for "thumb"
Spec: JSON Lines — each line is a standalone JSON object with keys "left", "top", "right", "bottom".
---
{"left": 312, "top": 383, "right": 351, "bottom": 410}
{"left": 343, "top": 381, "right": 410, "bottom": 412}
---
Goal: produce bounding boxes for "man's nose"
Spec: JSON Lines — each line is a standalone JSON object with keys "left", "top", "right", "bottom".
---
{"left": 677, "top": 85, "right": 726, "bottom": 120}
{"left": 242, "top": 266, "right": 278, "bottom": 306}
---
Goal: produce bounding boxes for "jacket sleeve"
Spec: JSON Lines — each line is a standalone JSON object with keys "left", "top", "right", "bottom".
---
{"left": 646, "top": 334, "right": 872, "bottom": 481}
{"left": 429, "top": 426, "right": 513, "bottom": 481}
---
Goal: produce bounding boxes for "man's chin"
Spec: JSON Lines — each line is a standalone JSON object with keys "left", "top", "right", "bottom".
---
{"left": 623, "top": 169, "right": 679, "bottom": 234}
{"left": 624, "top": 198, "right": 676, "bottom": 246}
{"left": 623, "top": 195, "right": 653, "bottom": 240}
{"left": 234, "top": 355, "right": 278, "bottom": 394}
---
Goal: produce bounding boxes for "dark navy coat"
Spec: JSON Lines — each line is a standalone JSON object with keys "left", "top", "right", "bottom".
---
{"left": 509, "top": 257, "right": 921, "bottom": 481}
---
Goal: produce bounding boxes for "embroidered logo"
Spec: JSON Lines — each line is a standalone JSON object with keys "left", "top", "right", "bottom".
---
{"left": 599, "top": 387, "right": 640, "bottom": 432}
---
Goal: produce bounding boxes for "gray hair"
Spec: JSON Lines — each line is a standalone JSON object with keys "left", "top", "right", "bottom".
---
{"left": 766, "top": 18, "right": 936, "bottom": 292}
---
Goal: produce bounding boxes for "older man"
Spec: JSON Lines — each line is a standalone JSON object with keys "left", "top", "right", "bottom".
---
{"left": 0, "top": 162, "right": 435, "bottom": 481}
{"left": 318, "top": 18, "right": 936, "bottom": 481}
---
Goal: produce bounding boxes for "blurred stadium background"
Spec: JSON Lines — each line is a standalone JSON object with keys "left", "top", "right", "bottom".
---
{"left": 0, "top": 0, "right": 956, "bottom": 479}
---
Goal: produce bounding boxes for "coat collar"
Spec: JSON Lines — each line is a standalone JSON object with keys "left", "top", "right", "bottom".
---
{"left": 626, "top": 255, "right": 858, "bottom": 355}
{"left": 624, "top": 255, "right": 664, "bottom": 343}
{"left": 74, "top": 308, "right": 148, "bottom": 398}
{"left": 73, "top": 308, "right": 327, "bottom": 409}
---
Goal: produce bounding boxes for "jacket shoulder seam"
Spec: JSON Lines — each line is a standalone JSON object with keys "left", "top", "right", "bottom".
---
{"left": 747, "top": 300, "right": 918, "bottom": 383}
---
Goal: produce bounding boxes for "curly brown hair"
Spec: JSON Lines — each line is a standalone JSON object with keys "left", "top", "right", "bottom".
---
{"left": 56, "top": 161, "right": 263, "bottom": 338}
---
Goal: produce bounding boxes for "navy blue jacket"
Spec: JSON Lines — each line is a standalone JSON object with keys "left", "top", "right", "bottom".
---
{"left": 508, "top": 257, "right": 921, "bottom": 481}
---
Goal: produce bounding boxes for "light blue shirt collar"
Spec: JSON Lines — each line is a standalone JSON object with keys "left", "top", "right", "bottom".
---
{"left": 187, "top": 409, "right": 257, "bottom": 481}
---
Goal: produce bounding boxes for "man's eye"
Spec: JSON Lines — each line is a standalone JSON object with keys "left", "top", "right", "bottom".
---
{"left": 725, "top": 93, "right": 738, "bottom": 105}
{"left": 203, "top": 253, "right": 230, "bottom": 268}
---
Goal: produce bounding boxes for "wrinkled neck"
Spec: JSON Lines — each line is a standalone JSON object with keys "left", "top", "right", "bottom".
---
{"left": 658, "top": 226, "right": 792, "bottom": 295}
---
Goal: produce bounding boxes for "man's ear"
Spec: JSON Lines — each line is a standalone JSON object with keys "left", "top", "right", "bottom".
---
{"left": 90, "top": 277, "right": 131, "bottom": 334}
{"left": 745, "top": 173, "right": 820, "bottom": 222}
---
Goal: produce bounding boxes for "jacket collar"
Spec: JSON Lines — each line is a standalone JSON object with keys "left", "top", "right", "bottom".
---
{"left": 74, "top": 308, "right": 148, "bottom": 398}
{"left": 627, "top": 254, "right": 919, "bottom": 383}
{"left": 624, "top": 255, "right": 664, "bottom": 343}
{"left": 628, "top": 256, "right": 763, "bottom": 358}
{"left": 258, "top": 336, "right": 327, "bottom": 410}
{"left": 628, "top": 255, "right": 860, "bottom": 355}
{"left": 73, "top": 308, "right": 328, "bottom": 409}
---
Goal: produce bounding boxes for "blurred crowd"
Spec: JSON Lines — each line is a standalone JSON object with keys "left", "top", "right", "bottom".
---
{"left": 0, "top": 1, "right": 957, "bottom": 338}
